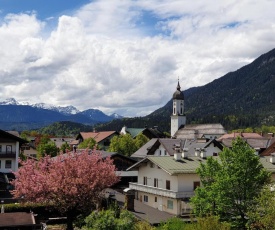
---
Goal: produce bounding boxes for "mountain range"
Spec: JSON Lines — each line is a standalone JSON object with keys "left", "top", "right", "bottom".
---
{"left": 0, "top": 99, "right": 123, "bottom": 131}
{"left": 1, "top": 47, "right": 275, "bottom": 133}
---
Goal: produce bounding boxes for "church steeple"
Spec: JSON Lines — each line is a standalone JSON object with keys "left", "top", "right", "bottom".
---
{"left": 171, "top": 79, "right": 186, "bottom": 137}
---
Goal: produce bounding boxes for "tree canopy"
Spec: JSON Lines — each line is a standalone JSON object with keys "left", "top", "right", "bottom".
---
{"left": 78, "top": 137, "right": 97, "bottom": 149}
{"left": 191, "top": 137, "right": 270, "bottom": 228}
{"left": 12, "top": 151, "right": 120, "bottom": 230}
{"left": 37, "top": 140, "right": 59, "bottom": 158}
{"left": 247, "top": 183, "right": 275, "bottom": 229}
{"left": 108, "top": 133, "right": 149, "bottom": 156}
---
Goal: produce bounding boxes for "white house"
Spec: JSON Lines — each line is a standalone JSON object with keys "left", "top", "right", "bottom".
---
{"left": 127, "top": 154, "right": 275, "bottom": 216}
{"left": 0, "top": 129, "right": 27, "bottom": 173}
{"left": 127, "top": 155, "right": 205, "bottom": 215}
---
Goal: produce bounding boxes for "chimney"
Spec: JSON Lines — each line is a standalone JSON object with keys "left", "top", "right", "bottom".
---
{"left": 270, "top": 153, "right": 275, "bottom": 164}
{"left": 174, "top": 152, "right": 181, "bottom": 161}
{"left": 195, "top": 148, "right": 200, "bottom": 157}
{"left": 200, "top": 148, "right": 206, "bottom": 159}
{"left": 174, "top": 143, "right": 181, "bottom": 161}
{"left": 182, "top": 148, "right": 188, "bottom": 159}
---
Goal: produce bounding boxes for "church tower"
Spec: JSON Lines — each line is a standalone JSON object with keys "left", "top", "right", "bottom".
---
{"left": 171, "top": 80, "right": 186, "bottom": 137}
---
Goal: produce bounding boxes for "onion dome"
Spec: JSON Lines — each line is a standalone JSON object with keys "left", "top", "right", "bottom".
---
{"left": 172, "top": 80, "right": 184, "bottom": 100}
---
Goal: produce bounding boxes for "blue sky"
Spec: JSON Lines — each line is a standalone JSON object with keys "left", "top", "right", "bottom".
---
{"left": 1, "top": 0, "right": 275, "bottom": 117}
{"left": 0, "top": 0, "right": 90, "bottom": 19}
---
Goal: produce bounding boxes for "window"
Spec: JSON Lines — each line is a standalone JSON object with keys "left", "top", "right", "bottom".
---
{"left": 143, "top": 176, "right": 148, "bottom": 185}
{"left": 0, "top": 160, "right": 1, "bottom": 168}
{"left": 144, "top": 195, "right": 148, "bottom": 202}
{"left": 0, "top": 145, "right": 2, "bottom": 152}
{"left": 167, "top": 200, "right": 173, "bottom": 209}
{"left": 155, "top": 197, "right": 157, "bottom": 202}
{"left": 213, "top": 152, "right": 218, "bottom": 156}
{"left": 154, "top": 178, "right": 158, "bottom": 187}
{"left": 150, "top": 163, "right": 154, "bottom": 168}
{"left": 6, "top": 145, "right": 12, "bottom": 153}
{"left": 5, "top": 160, "right": 12, "bottom": 169}
{"left": 166, "top": 180, "right": 171, "bottom": 190}
{"left": 193, "top": 181, "right": 200, "bottom": 190}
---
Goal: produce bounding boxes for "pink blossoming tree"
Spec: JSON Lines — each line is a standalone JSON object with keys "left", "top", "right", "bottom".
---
{"left": 12, "top": 150, "right": 120, "bottom": 230}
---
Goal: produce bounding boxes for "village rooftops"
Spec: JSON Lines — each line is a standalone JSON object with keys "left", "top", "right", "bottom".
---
{"left": 127, "top": 155, "right": 275, "bottom": 175}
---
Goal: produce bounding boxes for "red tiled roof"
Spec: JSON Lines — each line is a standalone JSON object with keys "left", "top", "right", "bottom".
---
{"left": 79, "top": 131, "right": 117, "bottom": 143}
{"left": 261, "top": 141, "right": 275, "bottom": 156}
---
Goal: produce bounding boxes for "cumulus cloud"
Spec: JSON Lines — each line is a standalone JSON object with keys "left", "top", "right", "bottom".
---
{"left": 1, "top": 0, "right": 275, "bottom": 117}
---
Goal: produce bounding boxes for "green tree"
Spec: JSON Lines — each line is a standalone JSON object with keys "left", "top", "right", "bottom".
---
{"left": 157, "top": 216, "right": 230, "bottom": 230}
{"left": 108, "top": 134, "right": 136, "bottom": 156}
{"left": 158, "top": 217, "right": 186, "bottom": 230}
{"left": 60, "top": 142, "right": 71, "bottom": 153}
{"left": 84, "top": 209, "right": 135, "bottom": 230}
{"left": 134, "top": 133, "right": 149, "bottom": 149}
{"left": 37, "top": 141, "right": 59, "bottom": 158}
{"left": 247, "top": 183, "right": 275, "bottom": 229}
{"left": 78, "top": 138, "right": 97, "bottom": 149}
{"left": 108, "top": 134, "right": 141, "bottom": 156}
{"left": 191, "top": 137, "right": 270, "bottom": 229}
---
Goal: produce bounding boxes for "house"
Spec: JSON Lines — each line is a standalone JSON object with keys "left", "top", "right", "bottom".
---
{"left": 0, "top": 129, "right": 27, "bottom": 173}
{"left": 76, "top": 131, "right": 119, "bottom": 150}
{"left": 259, "top": 140, "right": 275, "bottom": 156}
{"left": 50, "top": 137, "right": 75, "bottom": 148}
{"left": 120, "top": 126, "right": 166, "bottom": 139}
{"left": 127, "top": 155, "right": 206, "bottom": 216}
{"left": 126, "top": 154, "right": 275, "bottom": 216}
{"left": 217, "top": 132, "right": 275, "bottom": 155}
{"left": 131, "top": 138, "right": 223, "bottom": 160}
{"left": 21, "top": 143, "right": 37, "bottom": 158}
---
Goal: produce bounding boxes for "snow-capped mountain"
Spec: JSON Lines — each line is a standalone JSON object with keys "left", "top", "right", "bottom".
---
{"left": 110, "top": 113, "right": 124, "bottom": 119}
{"left": 0, "top": 98, "right": 80, "bottom": 115}
{"left": 0, "top": 98, "right": 124, "bottom": 130}
{"left": 0, "top": 98, "right": 20, "bottom": 105}
{"left": 32, "top": 103, "right": 80, "bottom": 115}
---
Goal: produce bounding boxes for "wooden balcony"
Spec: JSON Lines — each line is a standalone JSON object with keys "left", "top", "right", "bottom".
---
{"left": 129, "top": 182, "right": 194, "bottom": 199}
{"left": 0, "top": 152, "right": 16, "bottom": 158}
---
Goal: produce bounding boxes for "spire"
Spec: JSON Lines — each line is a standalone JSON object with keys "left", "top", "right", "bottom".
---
{"left": 177, "top": 78, "right": 181, "bottom": 91}
{"left": 173, "top": 78, "right": 184, "bottom": 100}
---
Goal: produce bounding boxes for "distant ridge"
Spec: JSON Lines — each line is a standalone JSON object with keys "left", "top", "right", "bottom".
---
{"left": 0, "top": 99, "right": 123, "bottom": 131}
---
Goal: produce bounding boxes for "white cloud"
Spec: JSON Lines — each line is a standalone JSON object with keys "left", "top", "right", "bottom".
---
{"left": 1, "top": 0, "right": 275, "bottom": 117}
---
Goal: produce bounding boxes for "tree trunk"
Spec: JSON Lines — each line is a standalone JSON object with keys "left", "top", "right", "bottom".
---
{"left": 66, "top": 210, "right": 75, "bottom": 230}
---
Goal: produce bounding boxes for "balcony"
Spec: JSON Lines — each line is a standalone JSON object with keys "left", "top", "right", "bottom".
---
{"left": 0, "top": 152, "right": 16, "bottom": 158}
{"left": 129, "top": 182, "right": 194, "bottom": 199}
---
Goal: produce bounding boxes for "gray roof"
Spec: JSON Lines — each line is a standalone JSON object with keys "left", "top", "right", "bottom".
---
{"left": 221, "top": 138, "right": 275, "bottom": 149}
{"left": 131, "top": 138, "right": 223, "bottom": 159}
{"left": 128, "top": 155, "right": 275, "bottom": 175}
{"left": 175, "top": 123, "right": 226, "bottom": 139}
{"left": 131, "top": 138, "right": 158, "bottom": 158}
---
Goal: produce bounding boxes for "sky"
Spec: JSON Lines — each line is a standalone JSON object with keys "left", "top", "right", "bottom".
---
{"left": 1, "top": 0, "right": 275, "bottom": 117}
